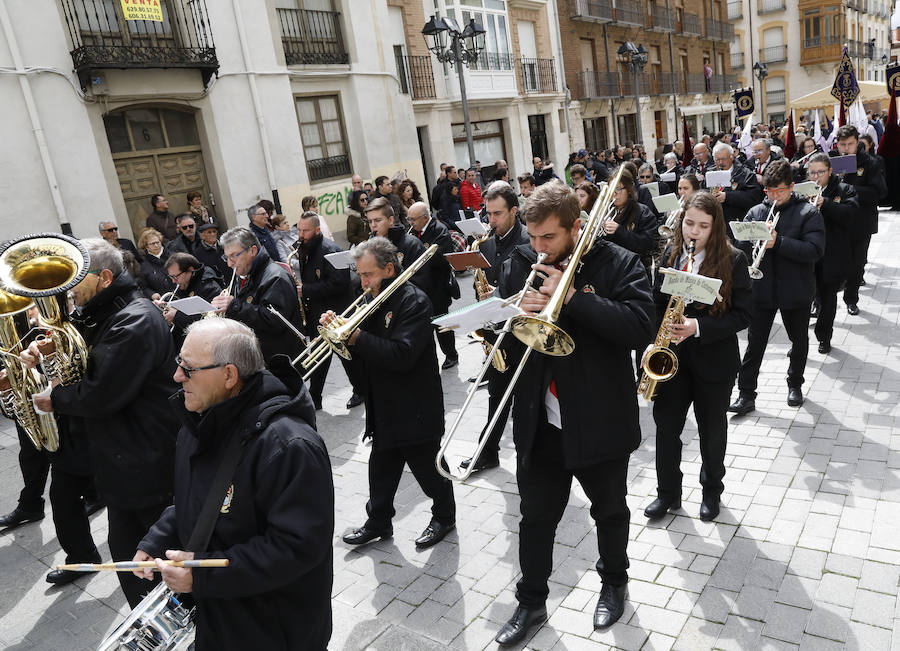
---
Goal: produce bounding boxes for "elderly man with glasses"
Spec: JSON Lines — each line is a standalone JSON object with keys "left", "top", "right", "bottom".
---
{"left": 98, "top": 220, "right": 139, "bottom": 257}
{"left": 709, "top": 142, "right": 763, "bottom": 241}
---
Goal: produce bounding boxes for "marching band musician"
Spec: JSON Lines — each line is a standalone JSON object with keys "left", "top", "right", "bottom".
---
{"left": 643, "top": 192, "right": 753, "bottom": 522}
{"left": 728, "top": 159, "right": 825, "bottom": 415}
{"left": 134, "top": 319, "right": 334, "bottom": 651}
{"left": 460, "top": 181, "right": 529, "bottom": 474}
{"left": 161, "top": 252, "right": 225, "bottom": 349}
{"left": 493, "top": 181, "right": 654, "bottom": 645}
{"left": 210, "top": 227, "right": 304, "bottom": 394}
{"left": 293, "top": 211, "right": 351, "bottom": 410}
{"left": 677, "top": 173, "right": 701, "bottom": 202}
{"left": 21, "top": 239, "right": 178, "bottom": 607}
{"left": 364, "top": 197, "right": 431, "bottom": 294}
{"left": 710, "top": 142, "right": 763, "bottom": 238}
{"left": 333, "top": 238, "right": 456, "bottom": 550}
{"left": 806, "top": 153, "right": 858, "bottom": 354}
{"left": 605, "top": 168, "right": 659, "bottom": 279}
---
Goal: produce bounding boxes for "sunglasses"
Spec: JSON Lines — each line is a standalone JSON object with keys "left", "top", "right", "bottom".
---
{"left": 102, "top": 227, "right": 118, "bottom": 233}
{"left": 181, "top": 225, "right": 195, "bottom": 230}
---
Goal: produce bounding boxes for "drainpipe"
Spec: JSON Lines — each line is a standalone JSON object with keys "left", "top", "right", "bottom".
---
{"left": 666, "top": 0, "right": 678, "bottom": 141}
{"left": 550, "top": 0, "right": 573, "bottom": 152}
{"left": 604, "top": 24, "right": 618, "bottom": 146}
{"left": 0, "top": 2, "right": 71, "bottom": 234}
{"left": 231, "top": 0, "right": 281, "bottom": 212}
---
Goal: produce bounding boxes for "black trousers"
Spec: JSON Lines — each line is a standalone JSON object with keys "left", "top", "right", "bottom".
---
{"left": 652, "top": 361, "right": 733, "bottom": 501}
{"left": 108, "top": 502, "right": 170, "bottom": 608}
{"left": 306, "top": 351, "right": 332, "bottom": 405}
{"left": 814, "top": 278, "right": 841, "bottom": 345}
{"left": 434, "top": 327, "right": 458, "bottom": 361}
{"left": 515, "top": 421, "right": 630, "bottom": 608}
{"left": 365, "top": 439, "right": 456, "bottom": 530}
{"left": 737, "top": 306, "right": 810, "bottom": 397}
{"left": 50, "top": 465, "right": 101, "bottom": 564}
{"left": 843, "top": 233, "right": 871, "bottom": 306}
{"left": 475, "top": 366, "right": 513, "bottom": 462}
{"left": 14, "top": 422, "right": 49, "bottom": 513}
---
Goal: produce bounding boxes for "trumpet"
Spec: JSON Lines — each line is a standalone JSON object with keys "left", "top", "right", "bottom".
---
{"left": 808, "top": 184, "right": 824, "bottom": 206}
{"left": 157, "top": 290, "right": 178, "bottom": 331}
{"left": 747, "top": 202, "right": 779, "bottom": 280}
{"left": 204, "top": 269, "right": 236, "bottom": 319}
{"left": 436, "top": 167, "right": 623, "bottom": 482}
{"left": 658, "top": 197, "right": 685, "bottom": 238}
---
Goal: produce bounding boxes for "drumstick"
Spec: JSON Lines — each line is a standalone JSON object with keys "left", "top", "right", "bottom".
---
{"left": 55, "top": 559, "right": 229, "bottom": 572}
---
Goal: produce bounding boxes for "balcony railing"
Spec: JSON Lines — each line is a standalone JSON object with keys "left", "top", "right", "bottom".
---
{"left": 731, "top": 52, "right": 745, "bottom": 69}
{"left": 396, "top": 54, "right": 435, "bottom": 100}
{"left": 759, "top": 44, "right": 787, "bottom": 63}
{"left": 847, "top": 0, "right": 862, "bottom": 9}
{"left": 572, "top": 69, "right": 738, "bottom": 99}
{"left": 706, "top": 19, "right": 734, "bottom": 41}
{"left": 574, "top": 70, "right": 620, "bottom": 99}
{"left": 60, "top": 0, "right": 218, "bottom": 88}
{"left": 613, "top": 4, "right": 644, "bottom": 25}
{"left": 766, "top": 89, "right": 786, "bottom": 105}
{"left": 569, "top": 0, "right": 613, "bottom": 22}
{"left": 471, "top": 51, "right": 514, "bottom": 71}
{"left": 685, "top": 72, "right": 707, "bottom": 93}
{"left": 649, "top": 4, "right": 674, "bottom": 31}
{"left": 800, "top": 39, "right": 844, "bottom": 66}
{"left": 307, "top": 154, "right": 352, "bottom": 182}
{"left": 681, "top": 13, "right": 702, "bottom": 35}
{"left": 709, "top": 74, "right": 739, "bottom": 93}
{"left": 759, "top": 0, "right": 786, "bottom": 13}
{"left": 278, "top": 8, "right": 348, "bottom": 65}
{"left": 727, "top": 1, "right": 742, "bottom": 19}
{"left": 521, "top": 58, "right": 557, "bottom": 94}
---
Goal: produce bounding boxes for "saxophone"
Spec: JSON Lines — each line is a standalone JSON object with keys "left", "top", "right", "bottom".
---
{"left": 637, "top": 239, "right": 695, "bottom": 401}
{"left": 470, "top": 232, "right": 507, "bottom": 373}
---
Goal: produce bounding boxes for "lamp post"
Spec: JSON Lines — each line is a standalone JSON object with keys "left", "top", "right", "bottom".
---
{"left": 753, "top": 61, "right": 768, "bottom": 123}
{"left": 423, "top": 16, "right": 486, "bottom": 169}
{"left": 617, "top": 42, "right": 648, "bottom": 147}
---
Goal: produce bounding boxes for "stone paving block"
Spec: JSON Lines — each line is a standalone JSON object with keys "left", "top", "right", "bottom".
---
{"left": 859, "top": 559, "right": 900, "bottom": 595}
{"left": 627, "top": 603, "right": 687, "bottom": 637}
{"left": 588, "top": 621, "right": 648, "bottom": 650}
{"left": 775, "top": 574, "right": 817, "bottom": 610}
{"left": 732, "top": 585, "right": 778, "bottom": 621}
{"left": 715, "top": 614, "right": 765, "bottom": 651}
{"left": 787, "top": 548, "right": 826, "bottom": 579}
{"left": 805, "top": 603, "right": 851, "bottom": 642}
{"left": 850, "top": 588, "right": 895, "bottom": 628}
{"left": 823, "top": 553, "right": 863, "bottom": 578}
{"left": 846, "top": 620, "right": 893, "bottom": 650}
{"left": 763, "top": 602, "right": 811, "bottom": 644}
{"left": 673, "top": 616, "right": 721, "bottom": 650}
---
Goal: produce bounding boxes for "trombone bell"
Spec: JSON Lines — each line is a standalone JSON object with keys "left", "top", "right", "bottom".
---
{"left": 509, "top": 315, "right": 575, "bottom": 356}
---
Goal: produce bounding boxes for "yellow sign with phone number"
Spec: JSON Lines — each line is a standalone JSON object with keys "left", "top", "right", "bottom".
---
{"left": 120, "top": 0, "right": 163, "bottom": 22}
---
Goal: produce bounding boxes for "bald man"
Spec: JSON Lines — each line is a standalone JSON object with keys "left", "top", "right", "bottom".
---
{"left": 688, "top": 143, "right": 715, "bottom": 180}
{"left": 407, "top": 202, "right": 460, "bottom": 369}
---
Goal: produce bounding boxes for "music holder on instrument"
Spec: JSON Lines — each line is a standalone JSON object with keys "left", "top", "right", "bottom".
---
{"left": 444, "top": 250, "right": 490, "bottom": 272}
{"left": 830, "top": 154, "right": 856, "bottom": 175}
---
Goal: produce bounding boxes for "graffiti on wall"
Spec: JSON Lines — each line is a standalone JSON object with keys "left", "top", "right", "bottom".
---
{"left": 315, "top": 187, "right": 349, "bottom": 219}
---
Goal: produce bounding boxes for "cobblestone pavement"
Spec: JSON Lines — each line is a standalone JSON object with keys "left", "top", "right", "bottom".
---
{"left": 0, "top": 211, "right": 898, "bottom": 650}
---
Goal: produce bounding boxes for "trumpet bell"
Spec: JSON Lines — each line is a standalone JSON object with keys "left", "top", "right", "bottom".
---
{"left": 748, "top": 268, "right": 763, "bottom": 280}
{"left": 641, "top": 345, "right": 679, "bottom": 381}
{"left": 658, "top": 225, "right": 673, "bottom": 237}
{"left": 317, "top": 323, "right": 352, "bottom": 361}
{"left": 509, "top": 315, "right": 575, "bottom": 357}
{"left": 0, "top": 234, "right": 89, "bottom": 297}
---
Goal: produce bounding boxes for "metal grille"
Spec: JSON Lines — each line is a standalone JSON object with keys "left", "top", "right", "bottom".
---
{"left": 681, "top": 12, "right": 702, "bottom": 35}
{"left": 472, "top": 51, "right": 514, "bottom": 71}
{"left": 731, "top": 52, "right": 745, "bottom": 69}
{"left": 574, "top": 70, "right": 619, "bottom": 99}
{"left": 521, "top": 58, "right": 557, "bottom": 93}
{"left": 766, "top": 90, "right": 786, "bottom": 105}
{"left": 278, "top": 8, "right": 348, "bottom": 65}
{"left": 396, "top": 54, "right": 436, "bottom": 100}
{"left": 307, "top": 155, "right": 352, "bottom": 183}
{"left": 569, "top": 0, "right": 613, "bottom": 22}
{"left": 759, "top": 0, "right": 786, "bottom": 13}
{"left": 727, "top": 1, "right": 742, "bottom": 20}
{"left": 759, "top": 45, "right": 787, "bottom": 63}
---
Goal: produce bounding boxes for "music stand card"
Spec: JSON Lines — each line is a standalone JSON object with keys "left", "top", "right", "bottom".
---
{"left": 831, "top": 154, "right": 856, "bottom": 175}
{"left": 432, "top": 296, "right": 520, "bottom": 332}
{"left": 168, "top": 296, "right": 216, "bottom": 316}
{"left": 705, "top": 170, "right": 732, "bottom": 189}
{"left": 660, "top": 269, "right": 722, "bottom": 306}
{"left": 445, "top": 251, "right": 490, "bottom": 271}
{"left": 456, "top": 217, "right": 489, "bottom": 237}
{"left": 324, "top": 250, "right": 354, "bottom": 269}
{"left": 794, "top": 181, "right": 818, "bottom": 197}
{"left": 729, "top": 221, "right": 774, "bottom": 241}
{"left": 660, "top": 171, "right": 677, "bottom": 183}
{"left": 652, "top": 193, "right": 681, "bottom": 213}
{"left": 643, "top": 181, "right": 660, "bottom": 197}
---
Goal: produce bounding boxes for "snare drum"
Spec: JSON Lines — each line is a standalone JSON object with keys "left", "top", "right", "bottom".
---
{"left": 98, "top": 582, "right": 195, "bottom": 651}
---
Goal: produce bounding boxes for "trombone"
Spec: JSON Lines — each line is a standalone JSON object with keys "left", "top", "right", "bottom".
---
{"left": 292, "top": 288, "right": 371, "bottom": 381}
{"left": 435, "top": 167, "right": 623, "bottom": 482}
{"left": 747, "top": 202, "right": 779, "bottom": 280}
{"left": 285, "top": 245, "right": 307, "bottom": 328}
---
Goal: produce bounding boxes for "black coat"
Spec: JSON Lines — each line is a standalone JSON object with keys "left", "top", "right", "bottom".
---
{"left": 139, "top": 251, "right": 175, "bottom": 299}
{"left": 147, "top": 210, "right": 178, "bottom": 242}
{"left": 170, "top": 265, "right": 224, "bottom": 350}
{"left": 116, "top": 238, "right": 139, "bottom": 257}
{"left": 478, "top": 221, "right": 530, "bottom": 286}
{"left": 138, "top": 372, "right": 333, "bottom": 651}
{"left": 607, "top": 200, "right": 659, "bottom": 273}
{"left": 653, "top": 247, "right": 753, "bottom": 383}
{"left": 225, "top": 248, "right": 304, "bottom": 364}
{"left": 166, "top": 233, "right": 197, "bottom": 256}
{"left": 498, "top": 241, "right": 654, "bottom": 468}
{"left": 249, "top": 223, "right": 283, "bottom": 263}
{"left": 739, "top": 195, "right": 825, "bottom": 310}
{"left": 383, "top": 226, "right": 432, "bottom": 297}
{"left": 831, "top": 148, "right": 887, "bottom": 234}
{"left": 194, "top": 240, "right": 231, "bottom": 280}
{"left": 637, "top": 185, "right": 662, "bottom": 222}
{"left": 719, "top": 161, "right": 764, "bottom": 230}
{"left": 51, "top": 272, "right": 179, "bottom": 509}
{"left": 296, "top": 234, "right": 351, "bottom": 330}
{"left": 345, "top": 280, "right": 443, "bottom": 449}
{"left": 415, "top": 218, "right": 459, "bottom": 313}
{"left": 817, "top": 175, "right": 858, "bottom": 286}
{"left": 688, "top": 157, "right": 716, "bottom": 180}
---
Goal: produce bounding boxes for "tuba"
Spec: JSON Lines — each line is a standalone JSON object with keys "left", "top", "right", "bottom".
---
{"left": 0, "top": 289, "right": 60, "bottom": 450}
{"left": 0, "top": 234, "right": 90, "bottom": 389}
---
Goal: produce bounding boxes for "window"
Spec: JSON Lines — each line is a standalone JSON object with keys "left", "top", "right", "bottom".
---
{"left": 528, "top": 114, "right": 548, "bottom": 160}
{"left": 295, "top": 95, "right": 351, "bottom": 182}
{"left": 442, "top": 0, "right": 512, "bottom": 71}
{"left": 103, "top": 108, "right": 200, "bottom": 153}
{"left": 804, "top": 10, "right": 821, "bottom": 46}
{"left": 617, "top": 114, "right": 638, "bottom": 146}
{"left": 584, "top": 117, "right": 608, "bottom": 152}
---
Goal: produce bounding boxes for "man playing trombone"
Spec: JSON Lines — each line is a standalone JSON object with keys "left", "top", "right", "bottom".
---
{"left": 493, "top": 181, "right": 654, "bottom": 645}
{"left": 728, "top": 159, "right": 825, "bottom": 414}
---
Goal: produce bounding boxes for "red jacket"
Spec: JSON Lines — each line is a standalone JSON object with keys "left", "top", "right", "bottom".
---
{"left": 460, "top": 180, "right": 483, "bottom": 210}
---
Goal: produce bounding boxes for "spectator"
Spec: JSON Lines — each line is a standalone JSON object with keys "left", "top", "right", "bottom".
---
{"left": 247, "top": 204, "right": 283, "bottom": 262}
{"left": 351, "top": 174, "right": 364, "bottom": 192}
{"left": 98, "top": 220, "right": 138, "bottom": 257}
{"left": 460, "top": 168, "right": 484, "bottom": 211}
{"left": 146, "top": 194, "right": 178, "bottom": 242}
{"left": 166, "top": 214, "right": 198, "bottom": 255}
{"left": 346, "top": 190, "right": 371, "bottom": 246}
{"left": 186, "top": 191, "right": 213, "bottom": 225}
{"left": 193, "top": 222, "right": 230, "bottom": 279}
{"left": 373, "top": 175, "right": 408, "bottom": 228}
{"left": 533, "top": 157, "right": 557, "bottom": 186}
{"left": 137, "top": 227, "right": 174, "bottom": 300}
{"left": 575, "top": 181, "right": 600, "bottom": 213}
{"left": 569, "top": 163, "right": 589, "bottom": 187}
{"left": 270, "top": 213, "right": 299, "bottom": 262}
{"left": 396, "top": 179, "right": 423, "bottom": 211}
{"left": 517, "top": 173, "right": 536, "bottom": 205}
{"left": 363, "top": 182, "right": 375, "bottom": 197}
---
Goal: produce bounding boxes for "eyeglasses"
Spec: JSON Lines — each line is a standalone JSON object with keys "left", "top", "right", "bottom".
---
{"left": 168, "top": 270, "right": 186, "bottom": 281}
{"left": 614, "top": 186, "right": 626, "bottom": 193}
{"left": 222, "top": 247, "right": 250, "bottom": 263}
{"left": 807, "top": 169, "right": 829, "bottom": 177}
{"left": 764, "top": 186, "right": 792, "bottom": 198}
{"left": 101, "top": 227, "right": 118, "bottom": 233}
{"left": 175, "top": 354, "right": 226, "bottom": 379}
{"left": 360, "top": 197, "right": 368, "bottom": 202}
{"left": 147, "top": 241, "right": 162, "bottom": 248}
{"left": 181, "top": 225, "right": 195, "bottom": 230}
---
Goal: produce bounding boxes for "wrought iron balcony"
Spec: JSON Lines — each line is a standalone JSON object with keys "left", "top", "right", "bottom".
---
{"left": 60, "top": 0, "right": 218, "bottom": 89}
{"left": 759, "top": 44, "right": 787, "bottom": 63}
{"left": 472, "top": 51, "right": 515, "bottom": 71}
{"left": 649, "top": 4, "right": 675, "bottom": 31}
{"left": 681, "top": 12, "right": 702, "bottom": 36}
{"left": 396, "top": 54, "right": 436, "bottom": 100}
{"left": 278, "top": 8, "right": 348, "bottom": 65}
{"left": 759, "top": 0, "right": 786, "bottom": 13}
{"left": 684, "top": 72, "right": 707, "bottom": 94}
{"left": 766, "top": 89, "right": 786, "bottom": 105}
{"left": 705, "top": 19, "right": 734, "bottom": 42}
{"left": 573, "top": 70, "right": 620, "bottom": 99}
{"left": 731, "top": 52, "right": 745, "bottom": 69}
{"left": 613, "top": 4, "right": 644, "bottom": 26}
{"left": 709, "top": 74, "right": 739, "bottom": 93}
{"left": 520, "top": 58, "right": 557, "bottom": 94}
{"left": 569, "top": 0, "right": 613, "bottom": 23}
{"left": 727, "top": 1, "right": 742, "bottom": 20}
{"left": 307, "top": 154, "right": 352, "bottom": 183}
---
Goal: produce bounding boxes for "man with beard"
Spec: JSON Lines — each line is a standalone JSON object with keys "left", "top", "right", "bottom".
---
{"left": 710, "top": 142, "right": 763, "bottom": 240}
{"left": 161, "top": 252, "right": 224, "bottom": 349}
{"left": 293, "top": 211, "right": 351, "bottom": 409}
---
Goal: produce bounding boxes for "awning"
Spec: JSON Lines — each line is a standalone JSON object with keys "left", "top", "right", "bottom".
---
{"left": 791, "top": 81, "right": 887, "bottom": 110}
{"left": 680, "top": 102, "right": 735, "bottom": 116}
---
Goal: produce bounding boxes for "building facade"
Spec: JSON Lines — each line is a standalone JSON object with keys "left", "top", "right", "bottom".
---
{"left": 560, "top": 0, "right": 739, "bottom": 153}
{"left": 727, "top": 0, "right": 895, "bottom": 123}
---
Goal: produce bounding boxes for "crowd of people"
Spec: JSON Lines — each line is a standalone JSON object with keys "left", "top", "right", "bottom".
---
{"left": 0, "top": 106, "right": 893, "bottom": 649}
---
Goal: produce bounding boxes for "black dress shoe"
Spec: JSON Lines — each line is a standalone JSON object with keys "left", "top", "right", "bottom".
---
{"left": 699, "top": 496, "right": 720, "bottom": 521}
{"left": 643, "top": 496, "right": 681, "bottom": 519}
{"left": 787, "top": 387, "right": 804, "bottom": 407}
{"left": 847, "top": 303, "right": 860, "bottom": 315}
{"left": 441, "top": 357, "right": 459, "bottom": 370}
{"left": 818, "top": 340, "right": 831, "bottom": 354}
{"left": 415, "top": 520, "right": 455, "bottom": 549}
{"left": 342, "top": 525, "right": 392, "bottom": 546}
{"left": 0, "top": 506, "right": 44, "bottom": 529}
{"left": 346, "top": 392, "right": 364, "bottom": 409}
{"left": 495, "top": 605, "right": 547, "bottom": 646}
{"left": 593, "top": 583, "right": 627, "bottom": 628}
{"left": 46, "top": 569, "right": 92, "bottom": 585}
{"left": 727, "top": 395, "right": 755, "bottom": 415}
{"left": 84, "top": 500, "right": 105, "bottom": 517}
{"left": 459, "top": 456, "right": 499, "bottom": 472}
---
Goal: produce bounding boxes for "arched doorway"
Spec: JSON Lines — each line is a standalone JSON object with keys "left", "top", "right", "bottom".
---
{"left": 103, "top": 106, "right": 212, "bottom": 237}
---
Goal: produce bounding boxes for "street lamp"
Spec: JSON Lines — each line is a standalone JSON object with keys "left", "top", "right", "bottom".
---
{"left": 753, "top": 61, "right": 768, "bottom": 123}
{"left": 617, "top": 42, "right": 648, "bottom": 147}
{"left": 423, "top": 16, "right": 486, "bottom": 169}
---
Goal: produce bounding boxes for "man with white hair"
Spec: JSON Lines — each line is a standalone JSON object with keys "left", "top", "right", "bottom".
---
{"left": 688, "top": 142, "right": 715, "bottom": 180}
{"left": 752, "top": 138, "right": 781, "bottom": 183}
{"left": 98, "top": 220, "right": 138, "bottom": 257}
{"left": 134, "top": 318, "right": 334, "bottom": 650}
{"left": 710, "top": 142, "right": 763, "bottom": 237}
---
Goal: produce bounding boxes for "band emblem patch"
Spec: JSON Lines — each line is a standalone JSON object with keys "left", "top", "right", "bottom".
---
{"left": 384, "top": 311, "right": 393, "bottom": 329}
{"left": 221, "top": 485, "right": 234, "bottom": 513}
